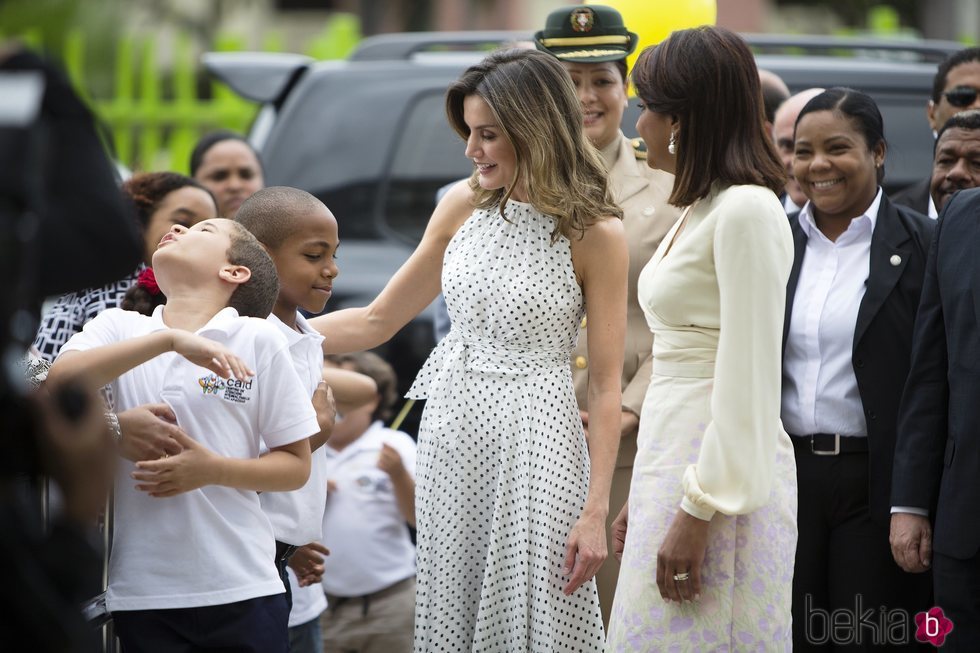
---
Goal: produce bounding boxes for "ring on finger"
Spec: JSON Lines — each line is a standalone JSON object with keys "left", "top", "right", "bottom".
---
{"left": 672, "top": 571, "right": 690, "bottom": 581}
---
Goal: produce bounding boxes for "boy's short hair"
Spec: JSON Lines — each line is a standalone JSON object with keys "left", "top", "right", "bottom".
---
{"left": 326, "top": 351, "right": 399, "bottom": 423}
{"left": 226, "top": 221, "right": 279, "bottom": 318}
{"left": 235, "top": 186, "right": 327, "bottom": 249}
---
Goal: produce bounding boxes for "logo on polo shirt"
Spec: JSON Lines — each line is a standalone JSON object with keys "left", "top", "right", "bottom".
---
{"left": 198, "top": 373, "right": 253, "bottom": 404}
{"left": 199, "top": 374, "right": 226, "bottom": 394}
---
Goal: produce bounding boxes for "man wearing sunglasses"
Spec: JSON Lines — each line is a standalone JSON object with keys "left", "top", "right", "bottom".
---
{"left": 893, "top": 47, "right": 980, "bottom": 218}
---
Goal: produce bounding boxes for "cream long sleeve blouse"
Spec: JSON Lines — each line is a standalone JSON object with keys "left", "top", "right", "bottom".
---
{"left": 638, "top": 184, "right": 795, "bottom": 521}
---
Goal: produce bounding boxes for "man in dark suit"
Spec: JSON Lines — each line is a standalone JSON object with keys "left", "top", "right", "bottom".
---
{"left": 929, "top": 109, "right": 980, "bottom": 213}
{"left": 892, "top": 47, "right": 980, "bottom": 217}
{"left": 891, "top": 186, "right": 980, "bottom": 651}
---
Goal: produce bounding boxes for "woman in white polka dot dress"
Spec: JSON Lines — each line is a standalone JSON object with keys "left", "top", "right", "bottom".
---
{"left": 310, "top": 48, "right": 629, "bottom": 651}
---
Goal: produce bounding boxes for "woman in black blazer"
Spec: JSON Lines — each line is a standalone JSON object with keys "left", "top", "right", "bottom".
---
{"left": 782, "top": 88, "right": 934, "bottom": 651}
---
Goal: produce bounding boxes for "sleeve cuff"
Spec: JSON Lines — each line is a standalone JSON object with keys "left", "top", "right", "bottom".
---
{"left": 262, "top": 416, "right": 320, "bottom": 449}
{"left": 891, "top": 506, "right": 929, "bottom": 517}
{"left": 680, "top": 496, "right": 715, "bottom": 522}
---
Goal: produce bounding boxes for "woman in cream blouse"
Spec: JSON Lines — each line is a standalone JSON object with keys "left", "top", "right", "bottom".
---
{"left": 605, "top": 27, "right": 797, "bottom": 651}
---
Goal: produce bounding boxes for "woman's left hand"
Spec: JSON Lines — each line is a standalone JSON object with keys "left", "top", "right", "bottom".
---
{"left": 657, "top": 509, "right": 711, "bottom": 603}
{"left": 562, "top": 509, "right": 607, "bottom": 596}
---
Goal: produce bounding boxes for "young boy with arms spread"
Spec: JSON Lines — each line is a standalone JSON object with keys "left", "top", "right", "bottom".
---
{"left": 49, "top": 218, "right": 317, "bottom": 653}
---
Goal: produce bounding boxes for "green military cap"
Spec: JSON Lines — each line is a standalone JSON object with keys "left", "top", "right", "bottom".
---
{"left": 534, "top": 5, "right": 639, "bottom": 63}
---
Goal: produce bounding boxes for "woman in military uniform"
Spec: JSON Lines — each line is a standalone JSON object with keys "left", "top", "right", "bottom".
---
{"left": 534, "top": 4, "right": 682, "bottom": 628}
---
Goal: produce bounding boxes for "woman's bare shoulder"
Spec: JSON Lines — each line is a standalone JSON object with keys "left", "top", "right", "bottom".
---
{"left": 427, "top": 179, "right": 477, "bottom": 241}
{"left": 571, "top": 215, "right": 627, "bottom": 273}
{"left": 580, "top": 214, "right": 626, "bottom": 245}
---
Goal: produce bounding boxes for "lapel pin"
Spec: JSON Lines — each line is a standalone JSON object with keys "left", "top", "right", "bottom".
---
{"left": 890, "top": 254, "right": 902, "bottom": 266}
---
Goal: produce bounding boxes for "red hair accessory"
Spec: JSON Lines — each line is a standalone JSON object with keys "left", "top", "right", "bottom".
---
{"left": 137, "top": 268, "right": 161, "bottom": 296}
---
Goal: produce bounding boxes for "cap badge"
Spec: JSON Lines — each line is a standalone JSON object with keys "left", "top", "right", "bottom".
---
{"left": 570, "top": 7, "right": 595, "bottom": 33}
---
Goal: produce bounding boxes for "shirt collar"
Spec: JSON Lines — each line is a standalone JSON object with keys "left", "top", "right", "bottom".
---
{"left": 267, "top": 311, "right": 325, "bottom": 348}
{"left": 783, "top": 194, "right": 802, "bottom": 214}
{"left": 797, "top": 187, "right": 883, "bottom": 242}
{"left": 149, "top": 305, "right": 242, "bottom": 335}
{"left": 598, "top": 133, "right": 621, "bottom": 170}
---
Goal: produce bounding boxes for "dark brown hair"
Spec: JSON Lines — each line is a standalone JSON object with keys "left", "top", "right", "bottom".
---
{"left": 122, "top": 172, "right": 213, "bottom": 230}
{"left": 189, "top": 130, "right": 264, "bottom": 177}
{"left": 120, "top": 275, "right": 165, "bottom": 316}
{"left": 225, "top": 221, "right": 279, "bottom": 318}
{"left": 632, "top": 26, "right": 786, "bottom": 207}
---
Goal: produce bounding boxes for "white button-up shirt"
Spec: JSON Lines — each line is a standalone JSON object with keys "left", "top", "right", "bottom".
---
{"left": 781, "top": 188, "right": 883, "bottom": 437}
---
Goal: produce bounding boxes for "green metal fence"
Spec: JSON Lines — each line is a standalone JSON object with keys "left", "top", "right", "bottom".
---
{"left": 8, "top": 13, "right": 361, "bottom": 174}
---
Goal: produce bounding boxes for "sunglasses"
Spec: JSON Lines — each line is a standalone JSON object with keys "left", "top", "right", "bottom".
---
{"left": 944, "top": 86, "right": 980, "bottom": 108}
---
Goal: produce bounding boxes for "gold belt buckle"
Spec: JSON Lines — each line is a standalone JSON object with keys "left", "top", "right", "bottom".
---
{"left": 811, "top": 433, "right": 840, "bottom": 456}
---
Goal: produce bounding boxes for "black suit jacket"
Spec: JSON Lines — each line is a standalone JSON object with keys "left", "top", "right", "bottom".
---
{"left": 894, "top": 186, "right": 980, "bottom": 559}
{"left": 890, "top": 177, "right": 931, "bottom": 217}
{"left": 784, "top": 194, "right": 935, "bottom": 524}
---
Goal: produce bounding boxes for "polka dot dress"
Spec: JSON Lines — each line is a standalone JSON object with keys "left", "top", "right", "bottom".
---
{"left": 407, "top": 199, "right": 605, "bottom": 652}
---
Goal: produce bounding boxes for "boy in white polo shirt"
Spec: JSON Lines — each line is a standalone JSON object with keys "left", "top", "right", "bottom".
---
{"left": 50, "top": 218, "right": 317, "bottom": 653}
{"left": 319, "top": 351, "right": 417, "bottom": 653}
{"left": 236, "top": 186, "right": 362, "bottom": 653}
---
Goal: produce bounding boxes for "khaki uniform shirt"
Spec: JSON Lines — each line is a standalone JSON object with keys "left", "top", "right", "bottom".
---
{"left": 571, "top": 132, "right": 681, "bottom": 465}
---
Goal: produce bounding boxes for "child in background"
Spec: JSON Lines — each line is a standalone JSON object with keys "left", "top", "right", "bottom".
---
{"left": 235, "top": 186, "right": 374, "bottom": 653}
{"left": 49, "top": 218, "right": 317, "bottom": 653}
{"left": 319, "top": 351, "right": 417, "bottom": 653}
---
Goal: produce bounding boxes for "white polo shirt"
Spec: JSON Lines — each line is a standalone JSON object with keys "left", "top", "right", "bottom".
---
{"left": 60, "top": 306, "right": 319, "bottom": 611}
{"left": 261, "top": 312, "right": 328, "bottom": 545}
{"left": 321, "top": 421, "right": 417, "bottom": 597}
{"left": 263, "top": 312, "right": 329, "bottom": 626}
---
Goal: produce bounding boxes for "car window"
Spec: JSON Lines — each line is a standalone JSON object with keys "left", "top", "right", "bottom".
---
{"left": 872, "top": 97, "right": 936, "bottom": 187}
{"left": 381, "top": 90, "right": 472, "bottom": 244}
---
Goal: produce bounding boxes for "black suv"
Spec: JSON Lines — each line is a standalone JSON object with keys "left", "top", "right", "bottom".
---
{"left": 205, "top": 32, "right": 961, "bottom": 434}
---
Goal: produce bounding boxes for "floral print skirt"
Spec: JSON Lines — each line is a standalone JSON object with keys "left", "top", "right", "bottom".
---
{"left": 606, "top": 373, "right": 797, "bottom": 652}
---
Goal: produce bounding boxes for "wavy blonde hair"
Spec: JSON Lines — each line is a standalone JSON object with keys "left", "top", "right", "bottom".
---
{"left": 446, "top": 48, "right": 622, "bottom": 242}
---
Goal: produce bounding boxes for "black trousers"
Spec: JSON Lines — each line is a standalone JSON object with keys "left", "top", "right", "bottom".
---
{"left": 932, "top": 550, "right": 980, "bottom": 652}
{"left": 275, "top": 540, "right": 299, "bottom": 613}
{"left": 113, "top": 594, "right": 289, "bottom": 653}
{"left": 791, "top": 439, "right": 932, "bottom": 651}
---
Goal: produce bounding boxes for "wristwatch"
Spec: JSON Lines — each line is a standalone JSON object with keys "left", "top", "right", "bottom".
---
{"left": 104, "top": 411, "right": 122, "bottom": 444}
